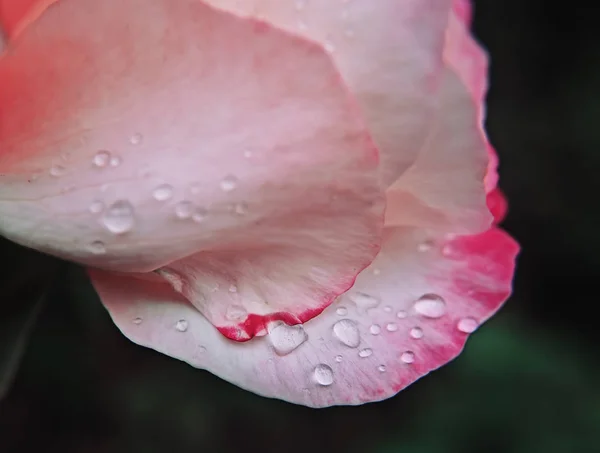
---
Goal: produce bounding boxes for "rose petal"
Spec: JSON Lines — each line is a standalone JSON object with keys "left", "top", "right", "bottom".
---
{"left": 203, "top": 0, "right": 453, "bottom": 186}
{"left": 0, "top": 0, "right": 56, "bottom": 41}
{"left": 91, "top": 226, "right": 518, "bottom": 407}
{"left": 0, "top": 0, "right": 384, "bottom": 320}
{"left": 384, "top": 68, "right": 491, "bottom": 233}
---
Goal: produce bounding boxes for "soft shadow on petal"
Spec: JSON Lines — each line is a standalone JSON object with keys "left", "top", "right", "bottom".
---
{"left": 384, "top": 68, "right": 491, "bottom": 234}
{"left": 204, "top": 0, "right": 453, "bottom": 186}
{"left": 91, "top": 226, "right": 518, "bottom": 407}
{"left": 0, "top": 0, "right": 383, "bottom": 303}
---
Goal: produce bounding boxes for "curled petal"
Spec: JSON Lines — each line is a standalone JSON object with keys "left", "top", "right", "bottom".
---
{"left": 91, "top": 227, "right": 518, "bottom": 407}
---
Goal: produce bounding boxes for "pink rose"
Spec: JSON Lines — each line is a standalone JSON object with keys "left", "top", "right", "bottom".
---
{"left": 0, "top": 0, "right": 518, "bottom": 406}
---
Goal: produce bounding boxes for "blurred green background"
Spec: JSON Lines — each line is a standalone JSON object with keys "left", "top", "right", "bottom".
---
{"left": 1, "top": 1, "right": 599, "bottom": 452}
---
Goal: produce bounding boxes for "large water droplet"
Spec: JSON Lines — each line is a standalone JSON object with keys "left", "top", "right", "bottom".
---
{"left": 369, "top": 324, "right": 381, "bottom": 335}
{"left": 410, "top": 327, "right": 424, "bottom": 339}
{"left": 336, "top": 307, "right": 348, "bottom": 316}
{"left": 153, "top": 184, "right": 174, "bottom": 201}
{"left": 396, "top": 310, "right": 408, "bottom": 319}
{"left": 220, "top": 175, "right": 238, "bottom": 192}
{"left": 350, "top": 292, "right": 380, "bottom": 309}
{"left": 414, "top": 294, "right": 447, "bottom": 318}
{"left": 313, "top": 364, "right": 334, "bottom": 386}
{"left": 87, "top": 240, "right": 106, "bottom": 255}
{"left": 400, "top": 351, "right": 415, "bottom": 364}
{"left": 174, "top": 201, "right": 194, "bottom": 219}
{"left": 358, "top": 348, "right": 373, "bottom": 358}
{"left": 93, "top": 150, "right": 111, "bottom": 168}
{"left": 332, "top": 319, "right": 360, "bottom": 348}
{"left": 89, "top": 200, "right": 104, "bottom": 214}
{"left": 226, "top": 305, "right": 247, "bottom": 321}
{"left": 457, "top": 317, "right": 479, "bottom": 333}
{"left": 234, "top": 202, "right": 248, "bottom": 215}
{"left": 268, "top": 321, "right": 308, "bottom": 356}
{"left": 175, "top": 319, "right": 188, "bottom": 332}
{"left": 102, "top": 200, "right": 135, "bottom": 234}
{"left": 50, "top": 164, "right": 66, "bottom": 177}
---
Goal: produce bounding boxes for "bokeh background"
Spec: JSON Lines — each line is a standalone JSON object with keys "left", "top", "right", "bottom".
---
{"left": 1, "top": 1, "right": 599, "bottom": 452}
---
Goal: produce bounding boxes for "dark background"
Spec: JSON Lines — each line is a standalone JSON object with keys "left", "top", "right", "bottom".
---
{"left": 1, "top": 1, "right": 599, "bottom": 452}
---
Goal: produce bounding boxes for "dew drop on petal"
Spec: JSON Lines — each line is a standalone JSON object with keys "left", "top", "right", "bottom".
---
{"left": 334, "top": 355, "right": 343, "bottom": 363}
{"left": 226, "top": 305, "right": 248, "bottom": 321}
{"left": 372, "top": 268, "right": 381, "bottom": 276}
{"left": 268, "top": 321, "right": 308, "bottom": 356}
{"left": 175, "top": 319, "right": 188, "bottom": 332}
{"left": 102, "top": 200, "right": 135, "bottom": 234}
{"left": 50, "top": 165, "right": 66, "bottom": 177}
{"left": 89, "top": 200, "right": 104, "bottom": 214}
{"left": 153, "top": 184, "right": 174, "bottom": 201}
{"left": 234, "top": 202, "right": 248, "bottom": 215}
{"left": 457, "top": 317, "right": 479, "bottom": 333}
{"left": 313, "top": 364, "right": 334, "bottom": 386}
{"left": 130, "top": 133, "right": 143, "bottom": 145}
{"left": 174, "top": 201, "right": 194, "bottom": 219}
{"left": 87, "top": 240, "right": 106, "bottom": 255}
{"left": 92, "top": 150, "right": 111, "bottom": 168}
{"left": 192, "top": 207, "right": 208, "bottom": 223}
{"left": 358, "top": 348, "right": 373, "bottom": 358}
{"left": 132, "top": 317, "right": 143, "bottom": 325}
{"left": 386, "top": 322, "right": 398, "bottom": 332}
{"left": 220, "top": 175, "right": 238, "bottom": 192}
{"left": 383, "top": 305, "right": 392, "bottom": 313}
{"left": 332, "top": 319, "right": 360, "bottom": 348}
{"left": 350, "top": 292, "right": 380, "bottom": 309}
{"left": 401, "top": 351, "right": 415, "bottom": 364}
{"left": 109, "top": 156, "right": 121, "bottom": 167}
{"left": 369, "top": 324, "right": 381, "bottom": 335}
{"left": 414, "top": 294, "right": 447, "bottom": 318}
{"left": 228, "top": 285, "right": 238, "bottom": 293}
{"left": 336, "top": 307, "right": 348, "bottom": 316}
{"left": 378, "top": 365, "right": 386, "bottom": 373}
{"left": 396, "top": 310, "right": 408, "bottom": 319}
{"left": 410, "top": 327, "right": 424, "bottom": 339}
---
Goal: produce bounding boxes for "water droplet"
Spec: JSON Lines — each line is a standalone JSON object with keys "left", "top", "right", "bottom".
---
{"left": 174, "top": 201, "right": 194, "bottom": 219}
{"left": 410, "top": 327, "right": 424, "bottom": 339}
{"left": 102, "top": 200, "right": 135, "bottom": 234}
{"left": 226, "top": 305, "right": 247, "bottom": 321}
{"left": 332, "top": 319, "right": 360, "bottom": 348}
{"left": 130, "top": 133, "right": 143, "bottom": 145}
{"left": 396, "top": 310, "right": 408, "bottom": 319}
{"left": 175, "top": 319, "right": 188, "bottom": 332}
{"left": 400, "top": 351, "right": 415, "bottom": 364}
{"left": 418, "top": 240, "right": 433, "bottom": 252}
{"left": 93, "top": 150, "right": 111, "bottom": 168}
{"left": 358, "top": 348, "right": 373, "bottom": 358}
{"left": 220, "top": 175, "right": 238, "bottom": 192}
{"left": 350, "top": 292, "right": 380, "bottom": 309}
{"left": 334, "top": 355, "right": 343, "bottom": 363}
{"left": 336, "top": 307, "right": 348, "bottom": 316}
{"left": 50, "top": 164, "right": 66, "bottom": 177}
{"left": 198, "top": 345, "right": 207, "bottom": 354}
{"left": 152, "top": 184, "right": 174, "bottom": 201}
{"left": 313, "top": 364, "right": 334, "bottom": 386}
{"left": 89, "top": 200, "right": 104, "bottom": 214}
{"left": 233, "top": 202, "right": 248, "bottom": 216}
{"left": 372, "top": 268, "right": 381, "bottom": 276}
{"left": 383, "top": 305, "right": 392, "bottom": 313}
{"left": 386, "top": 323, "right": 398, "bottom": 332}
{"left": 378, "top": 365, "right": 386, "bottom": 373}
{"left": 192, "top": 207, "right": 208, "bottom": 223}
{"left": 132, "top": 317, "right": 143, "bottom": 325}
{"left": 369, "top": 324, "right": 381, "bottom": 335}
{"left": 109, "top": 156, "right": 121, "bottom": 167}
{"left": 228, "top": 284, "right": 238, "bottom": 293}
{"left": 414, "top": 294, "right": 447, "bottom": 318}
{"left": 87, "top": 240, "right": 106, "bottom": 255}
{"left": 268, "top": 321, "right": 308, "bottom": 356}
{"left": 457, "top": 317, "right": 479, "bottom": 333}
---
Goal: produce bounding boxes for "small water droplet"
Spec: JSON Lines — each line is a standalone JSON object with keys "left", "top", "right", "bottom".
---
{"left": 410, "top": 327, "right": 424, "bottom": 339}
{"left": 198, "top": 345, "right": 207, "bottom": 354}
{"left": 89, "top": 200, "right": 104, "bottom": 214}
{"left": 102, "top": 200, "right": 135, "bottom": 234}
{"left": 226, "top": 305, "right": 247, "bottom": 321}
{"left": 130, "top": 133, "right": 143, "bottom": 145}
{"left": 369, "top": 324, "right": 381, "bottom": 335}
{"left": 336, "top": 307, "right": 348, "bottom": 316}
{"left": 93, "top": 150, "right": 111, "bottom": 168}
{"left": 334, "top": 355, "right": 343, "bottom": 363}
{"left": 358, "top": 348, "right": 373, "bottom": 358}
{"left": 50, "top": 164, "right": 66, "bottom": 177}
{"left": 396, "top": 310, "right": 408, "bottom": 319}
{"left": 109, "top": 156, "right": 121, "bottom": 167}
{"left": 153, "top": 184, "right": 174, "bottom": 201}
{"left": 268, "top": 321, "right": 308, "bottom": 356}
{"left": 174, "top": 201, "right": 194, "bottom": 219}
{"left": 350, "top": 292, "right": 380, "bottom": 309}
{"left": 332, "top": 319, "right": 360, "bottom": 348}
{"left": 192, "top": 207, "right": 208, "bottom": 223}
{"left": 457, "top": 317, "right": 479, "bottom": 333}
{"left": 386, "top": 323, "right": 398, "bottom": 332}
{"left": 87, "top": 240, "right": 106, "bottom": 255}
{"left": 220, "top": 175, "right": 238, "bottom": 192}
{"left": 401, "top": 351, "right": 415, "bottom": 364}
{"left": 383, "top": 305, "right": 392, "bottom": 313}
{"left": 313, "top": 364, "right": 334, "bottom": 386}
{"left": 418, "top": 240, "right": 433, "bottom": 252}
{"left": 378, "top": 365, "right": 386, "bottom": 373}
{"left": 234, "top": 202, "right": 248, "bottom": 215}
{"left": 228, "top": 284, "right": 238, "bottom": 293}
{"left": 175, "top": 319, "right": 188, "bottom": 332}
{"left": 414, "top": 294, "right": 447, "bottom": 318}
{"left": 132, "top": 317, "right": 143, "bottom": 325}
